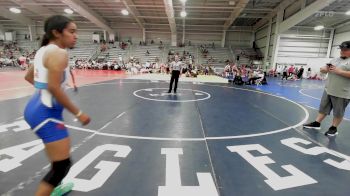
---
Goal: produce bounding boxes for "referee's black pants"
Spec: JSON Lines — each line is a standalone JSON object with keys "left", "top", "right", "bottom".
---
{"left": 168, "top": 70, "right": 180, "bottom": 93}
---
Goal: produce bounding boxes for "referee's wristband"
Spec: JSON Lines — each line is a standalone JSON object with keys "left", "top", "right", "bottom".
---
{"left": 75, "top": 110, "right": 83, "bottom": 118}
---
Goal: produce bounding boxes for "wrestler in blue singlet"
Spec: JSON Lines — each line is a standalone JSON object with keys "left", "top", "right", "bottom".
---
{"left": 24, "top": 44, "right": 69, "bottom": 143}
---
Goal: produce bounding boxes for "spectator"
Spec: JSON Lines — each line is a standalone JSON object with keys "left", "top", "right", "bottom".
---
{"left": 282, "top": 66, "right": 288, "bottom": 80}
{"left": 288, "top": 65, "right": 295, "bottom": 76}
{"left": 303, "top": 41, "right": 350, "bottom": 136}
{"left": 297, "top": 66, "right": 304, "bottom": 79}
{"left": 306, "top": 67, "right": 312, "bottom": 78}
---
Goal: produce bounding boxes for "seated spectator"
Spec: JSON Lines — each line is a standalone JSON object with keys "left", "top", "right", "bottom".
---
{"left": 282, "top": 66, "right": 288, "bottom": 80}
{"left": 224, "top": 64, "right": 231, "bottom": 78}
{"left": 288, "top": 65, "right": 295, "bottom": 76}
{"left": 233, "top": 71, "right": 244, "bottom": 85}
{"left": 297, "top": 66, "right": 304, "bottom": 79}
{"left": 144, "top": 61, "right": 150, "bottom": 69}
{"left": 246, "top": 71, "right": 262, "bottom": 85}
{"left": 115, "top": 63, "right": 121, "bottom": 70}
{"left": 204, "top": 66, "right": 209, "bottom": 75}
{"left": 131, "top": 66, "right": 138, "bottom": 74}
{"left": 261, "top": 74, "right": 268, "bottom": 85}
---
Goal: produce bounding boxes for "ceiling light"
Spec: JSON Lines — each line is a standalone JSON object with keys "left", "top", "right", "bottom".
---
{"left": 314, "top": 25, "right": 324, "bottom": 31}
{"left": 180, "top": 0, "right": 187, "bottom": 3}
{"left": 64, "top": 8, "right": 73, "bottom": 14}
{"left": 180, "top": 11, "right": 187, "bottom": 17}
{"left": 121, "top": 9, "right": 129, "bottom": 16}
{"left": 346, "top": 10, "right": 350, "bottom": 15}
{"left": 9, "top": 7, "right": 21, "bottom": 14}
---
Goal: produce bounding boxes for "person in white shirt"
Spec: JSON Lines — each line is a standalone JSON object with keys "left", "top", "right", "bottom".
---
{"left": 282, "top": 66, "right": 288, "bottom": 80}
{"left": 168, "top": 57, "right": 183, "bottom": 93}
{"left": 145, "top": 61, "right": 150, "bottom": 69}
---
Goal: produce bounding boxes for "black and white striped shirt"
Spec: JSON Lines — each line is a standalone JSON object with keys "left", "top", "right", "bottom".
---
{"left": 171, "top": 61, "right": 182, "bottom": 71}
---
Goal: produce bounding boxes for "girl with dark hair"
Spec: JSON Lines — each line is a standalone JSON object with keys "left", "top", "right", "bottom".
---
{"left": 24, "top": 15, "right": 91, "bottom": 196}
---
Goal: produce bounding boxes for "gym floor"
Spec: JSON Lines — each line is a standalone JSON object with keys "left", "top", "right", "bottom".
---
{"left": 1, "top": 70, "right": 350, "bottom": 196}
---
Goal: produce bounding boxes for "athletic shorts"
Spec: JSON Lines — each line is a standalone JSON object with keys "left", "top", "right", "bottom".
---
{"left": 24, "top": 91, "right": 69, "bottom": 143}
{"left": 319, "top": 91, "right": 350, "bottom": 118}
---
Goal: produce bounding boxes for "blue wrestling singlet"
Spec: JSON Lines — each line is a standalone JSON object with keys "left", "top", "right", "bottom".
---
{"left": 24, "top": 44, "right": 69, "bottom": 143}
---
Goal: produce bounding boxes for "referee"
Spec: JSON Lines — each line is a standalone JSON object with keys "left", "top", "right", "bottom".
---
{"left": 303, "top": 41, "right": 350, "bottom": 136}
{"left": 168, "top": 57, "right": 183, "bottom": 93}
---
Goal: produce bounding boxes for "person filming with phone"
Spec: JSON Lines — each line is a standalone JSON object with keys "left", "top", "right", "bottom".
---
{"left": 303, "top": 41, "right": 350, "bottom": 136}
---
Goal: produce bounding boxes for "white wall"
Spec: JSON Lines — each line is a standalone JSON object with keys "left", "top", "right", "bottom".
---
{"left": 277, "top": 28, "right": 331, "bottom": 58}
{"left": 255, "top": 24, "right": 336, "bottom": 71}
{"left": 226, "top": 31, "right": 253, "bottom": 47}
{"left": 185, "top": 33, "right": 221, "bottom": 45}
{"left": 276, "top": 28, "right": 332, "bottom": 71}
{"left": 255, "top": 21, "right": 277, "bottom": 61}
{"left": 160, "top": 31, "right": 253, "bottom": 47}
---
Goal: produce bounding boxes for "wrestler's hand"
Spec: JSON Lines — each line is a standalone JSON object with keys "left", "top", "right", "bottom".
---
{"left": 78, "top": 113, "right": 91, "bottom": 126}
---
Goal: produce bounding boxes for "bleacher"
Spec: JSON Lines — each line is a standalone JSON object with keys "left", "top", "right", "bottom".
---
{"left": 4, "top": 39, "right": 263, "bottom": 70}
{"left": 108, "top": 46, "right": 128, "bottom": 61}
{"left": 15, "top": 40, "right": 98, "bottom": 61}
{"left": 17, "top": 40, "right": 39, "bottom": 52}
{"left": 197, "top": 46, "right": 232, "bottom": 67}
{"left": 68, "top": 41, "right": 99, "bottom": 60}
{"left": 95, "top": 50, "right": 109, "bottom": 61}
{"left": 169, "top": 46, "right": 190, "bottom": 55}
{"left": 202, "top": 47, "right": 232, "bottom": 67}
{"left": 133, "top": 45, "right": 163, "bottom": 63}
{"left": 233, "top": 47, "right": 263, "bottom": 65}
{"left": 6, "top": 39, "right": 39, "bottom": 59}
{"left": 168, "top": 45, "right": 196, "bottom": 60}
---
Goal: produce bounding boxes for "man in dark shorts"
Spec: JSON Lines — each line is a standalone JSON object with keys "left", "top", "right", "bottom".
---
{"left": 303, "top": 41, "right": 350, "bottom": 136}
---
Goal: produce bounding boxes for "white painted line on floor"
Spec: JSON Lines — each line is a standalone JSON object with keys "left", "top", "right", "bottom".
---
{"left": 299, "top": 89, "right": 321, "bottom": 100}
{"left": 116, "top": 111, "right": 126, "bottom": 119}
{"left": 3, "top": 111, "right": 127, "bottom": 195}
{"left": 133, "top": 88, "right": 211, "bottom": 102}
{"left": 65, "top": 85, "right": 309, "bottom": 141}
{"left": 66, "top": 125, "right": 205, "bottom": 141}
{"left": 0, "top": 116, "right": 24, "bottom": 126}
